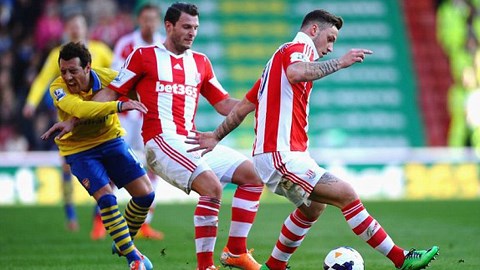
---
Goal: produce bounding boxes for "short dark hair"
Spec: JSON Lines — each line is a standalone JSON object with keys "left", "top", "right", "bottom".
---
{"left": 136, "top": 3, "right": 161, "bottom": 18}
{"left": 301, "top": 9, "right": 343, "bottom": 30}
{"left": 164, "top": 2, "right": 199, "bottom": 25}
{"left": 58, "top": 42, "right": 91, "bottom": 68}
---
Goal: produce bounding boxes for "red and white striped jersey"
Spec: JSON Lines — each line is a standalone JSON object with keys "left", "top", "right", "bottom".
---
{"left": 111, "top": 30, "right": 164, "bottom": 71}
{"left": 108, "top": 44, "right": 229, "bottom": 143}
{"left": 246, "top": 32, "right": 319, "bottom": 155}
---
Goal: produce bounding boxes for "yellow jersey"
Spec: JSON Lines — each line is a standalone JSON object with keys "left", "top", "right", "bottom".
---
{"left": 49, "top": 67, "right": 124, "bottom": 156}
{"left": 27, "top": 40, "right": 113, "bottom": 108}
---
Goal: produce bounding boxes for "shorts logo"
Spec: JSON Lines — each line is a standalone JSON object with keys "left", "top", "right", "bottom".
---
{"left": 305, "top": 169, "right": 316, "bottom": 179}
{"left": 53, "top": 88, "right": 66, "bottom": 101}
{"left": 81, "top": 178, "right": 90, "bottom": 189}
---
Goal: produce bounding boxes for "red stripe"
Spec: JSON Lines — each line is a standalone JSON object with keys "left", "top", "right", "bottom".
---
{"left": 294, "top": 208, "right": 317, "bottom": 223}
{"left": 231, "top": 208, "right": 257, "bottom": 223}
{"left": 195, "top": 226, "right": 217, "bottom": 238}
{"left": 281, "top": 226, "right": 304, "bottom": 242}
{"left": 352, "top": 216, "right": 373, "bottom": 235}
{"left": 234, "top": 185, "right": 263, "bottom": 200}
{"left": 367, "top": 228, "right": 387, "bottom": 248}
{"left": 290, "top": 214, "right": 312, "bottom": 229}
{"left": 263, "top": 53, "right": 283, "bottom": 152}
{"left": 342, "top": 200, "right": 364, "bottom": 220}
{"left": 273, "top": 152, "right": 313, "bottom": 193}
{"left": 275, "top": 240, "right": 298, "bottom": 254}
{"left": 170, "top": 56, "right": 187, "bottom": 135}
{"left": 153, "top": 136, "right": 196, "bottom": 171}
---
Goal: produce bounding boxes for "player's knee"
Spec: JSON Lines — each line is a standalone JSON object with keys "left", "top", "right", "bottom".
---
{"left": 339, "top": 182, "right": 359, "bottom": 207}
{"left": 300, "top": 202, "right": 326, "bottom": 220}
{"left": 132, "top": 191, "right": 155, "bottom": 208}
{"left": 97, "top": 194, "right": 117, "bottom": 208}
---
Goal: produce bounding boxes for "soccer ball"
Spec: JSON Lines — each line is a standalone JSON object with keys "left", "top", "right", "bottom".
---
{"left": 323, "top": 246, "right": 364, "bottom": 270}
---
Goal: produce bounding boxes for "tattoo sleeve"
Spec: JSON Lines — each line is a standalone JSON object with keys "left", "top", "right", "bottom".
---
{"left": 214, "top": 109, "right": 246, "bottom": 141}
{"left": 317, "top": 172, "right": 340, "bottom": 186}
{"left": 305, "top": 59, "right": 341, "bottom": 80}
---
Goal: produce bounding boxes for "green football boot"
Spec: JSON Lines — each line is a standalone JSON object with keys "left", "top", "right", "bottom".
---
{"left": 399, "top": 246, "right": 439, "bottom": 270}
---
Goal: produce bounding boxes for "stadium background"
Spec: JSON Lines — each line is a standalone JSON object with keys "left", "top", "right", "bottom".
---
{"left": 0, "top": 0, "right": 478, "bottom": 205}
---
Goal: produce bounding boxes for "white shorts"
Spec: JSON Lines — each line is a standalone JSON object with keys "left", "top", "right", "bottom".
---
{"left": 119, "top": 110, "right": 144, "bottom": 151}
{"left": 253, "top": 151, "right": 326, "bottom": 207}
{"left": 145, "top": 134, "right": 247, "bottom": 194}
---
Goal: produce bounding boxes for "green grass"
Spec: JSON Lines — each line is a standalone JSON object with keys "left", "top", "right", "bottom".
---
{"left": 0, "top": 200, "right": 478, "bottom": 269}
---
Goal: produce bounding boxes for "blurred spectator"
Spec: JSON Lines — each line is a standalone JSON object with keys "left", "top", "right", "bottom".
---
{"left": 34, "top": 0, "right": 63, "bottom": 52}
{"left": 88, "top": 0, "right": 134, "bottom": 47}
{"left": 437, "top": 0, "right": 480, "bottom": 147}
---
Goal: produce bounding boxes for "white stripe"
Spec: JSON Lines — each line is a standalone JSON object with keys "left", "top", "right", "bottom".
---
{"left": 195, "top": 237, "right": 216, "bottom": 253}
{"left": 184, "top": 96, "right": 196, "bottom": 132}
{"left": 182, "top": 53, "right": 197, "bottom": 86}
{"left": 255, "top": 80, "right": 268, "bottom": 154}
{"left": 232, "top": 197, "right": 259, "bottom": 212}
{"left": 155, "top": 50, "right": 177, "bottom": 132}
{"left": 375, "top": 236, "right": 394, "bottom": 255}
{"left": 277, "top": 68, "right": 293, "bottom": 151}
{"left": 284, "top": 216, "right": 306, "bottom": 236}
{"left": 271, "top": 245, "right": 290, "bottom": 262}
{"left": 346, "top": 209, "right": 369, "bottom": 229}
{"left": 228, "top": 221, "right": 252, "bottom": 237}
{"left": 156, "top": 48, "right": 173, "bottom": 81}
{"left": 194, "top": 214, "right": 218, "bottom": 227}
{"left": 279, "top": 232, "right": 303, "bottom": 247}
{"left": 343, "top": 203, "right": 363, "bottom": 216}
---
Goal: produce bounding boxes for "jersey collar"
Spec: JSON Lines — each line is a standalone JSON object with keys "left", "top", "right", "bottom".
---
{"left": 293, "top": 32, "right": 319, "bottom": 60}
{"left": 90, "top": 69, "right": 102, "bottom": 92}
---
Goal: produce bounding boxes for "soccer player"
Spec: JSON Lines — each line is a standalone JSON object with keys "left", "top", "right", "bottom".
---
{"left": 111, "top": 2, "right": 165, "bottom": 241}
{"left": 90, "top": 3, "right": 264, "bottom": 270}
{"left": 41, "top": 42, "right": 153, "bottom": 270}
{"left": 23, "top": 12, "right": 113, "bottom": 237}
{"left": 186, "top": 9, "right": 440, "bottom": 270}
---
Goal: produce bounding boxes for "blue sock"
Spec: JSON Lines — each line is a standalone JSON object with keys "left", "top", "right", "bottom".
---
{"left": 65, "top": 203, "right": 76, "bottom": 221}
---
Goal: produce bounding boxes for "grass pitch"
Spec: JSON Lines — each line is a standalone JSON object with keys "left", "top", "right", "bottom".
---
{"left": 1, "top": 199, "right": 478, "bottom": 269}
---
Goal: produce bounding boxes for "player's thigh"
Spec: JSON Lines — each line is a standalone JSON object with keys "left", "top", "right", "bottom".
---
{"left": 101, "top": 139, "right": 148, "bottom": 190}
{"left": 65, "top": 151, "right": 110, "bottom": 196}
{"left": 253, "top": 151, "right": 326, "bottom": 207}
{"left": 203, "top": 145, "right": 253, "bottom": 187}
{"left": 145, "top": 134, "right": 214, "bottom": 194}
{"left": 309, "top": 172, "right": 358, "bottom": 208}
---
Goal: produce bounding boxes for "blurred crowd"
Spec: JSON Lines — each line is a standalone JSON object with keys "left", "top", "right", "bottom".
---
{"left": 436, "top": 0, "right": 480, "bottom": 149}
{"left": 0, "top": 0, "right": 152, "bottom": 151}
{"left": 2, "top": 0, "right": 480, "bottom": 152}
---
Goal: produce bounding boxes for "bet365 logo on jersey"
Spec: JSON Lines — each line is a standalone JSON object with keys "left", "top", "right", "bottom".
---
{"left": 156, "top": 82, "right": 198, "bottom": 98}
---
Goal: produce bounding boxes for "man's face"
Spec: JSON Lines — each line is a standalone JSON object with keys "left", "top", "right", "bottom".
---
{"left": 166, "top": 12, "right": 199, "bottom": 53}
{"left": 138, "top": 8, "right": 160, "bottom": 38}
{"left": 312, "top": 25, "right": 339, "bottom": 59}
{"left": 65, "top": 15, "right": 88, "bottom": 43}
{"left": 59, "top": 57, "right": 90, "bottom": 94}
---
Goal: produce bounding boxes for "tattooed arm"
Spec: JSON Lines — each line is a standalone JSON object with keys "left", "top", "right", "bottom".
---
{"left": 186, "top": 97, "right": 255, "bottom": 156}
{"left": 286, "top": 48, "right": 373, "bottom": 84}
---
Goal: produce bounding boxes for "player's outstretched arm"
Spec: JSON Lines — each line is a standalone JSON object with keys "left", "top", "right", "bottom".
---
{"left": 92, "top": 87, "right": 121, "bottom": 102}
{"left": 40, "top": 117, "right": 79, "bottom": 140}
{"left": 119, "top": 100, "right": 148, "bottom": 114}
{"left": 287, "top": 48, "right": 373, "bottom": 84}
{"left": 186, "top": 97, "right": 255, "bottom": 156}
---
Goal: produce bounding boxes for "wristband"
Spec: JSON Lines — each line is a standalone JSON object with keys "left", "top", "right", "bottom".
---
{"left": 117, "top": 101, "right": 124, "bottom": 113}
